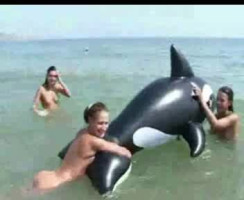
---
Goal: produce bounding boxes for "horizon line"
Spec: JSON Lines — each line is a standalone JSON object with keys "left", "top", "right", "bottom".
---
{"left": 1, "top": 35, "right": 244, "bottom": 42}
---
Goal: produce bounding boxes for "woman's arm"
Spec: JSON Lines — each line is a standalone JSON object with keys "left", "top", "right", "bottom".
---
{"left": 92, "top": 137, "right": 131, "bottom": 158}
{"left": 193, "top": 86, "right": 238, "bottom": 132}
{"left": 33, "top": 87, "right": 49, "bottom": 117}
{"left": 56, "top": 72, "right": 71, "bottom": 97}
{"left": 33, "top": 87, "right": 42, "bottom": 113}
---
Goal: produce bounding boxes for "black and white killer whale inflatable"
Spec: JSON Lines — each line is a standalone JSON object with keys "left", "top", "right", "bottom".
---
{"left": 58, "top": 45, "right": 214, "bottom": 195}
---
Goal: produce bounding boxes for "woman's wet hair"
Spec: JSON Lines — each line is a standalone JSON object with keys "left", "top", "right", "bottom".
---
{"left": 84, "top": 102, "right": 108, "bottom": 123}
{"left": 218, "top": 86, "right": 234, "bottom": 111}
{"left": 43, "top": 66, "right": 57, "bottom": 87}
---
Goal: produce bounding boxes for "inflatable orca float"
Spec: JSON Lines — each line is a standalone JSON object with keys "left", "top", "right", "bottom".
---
{"left": 58, "top": 45, "right": 214, "bottom": 195}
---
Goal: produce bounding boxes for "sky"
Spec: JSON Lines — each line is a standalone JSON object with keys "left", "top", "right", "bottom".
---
{"left": 0, "top": 5, "right": 244, "bottom": 40}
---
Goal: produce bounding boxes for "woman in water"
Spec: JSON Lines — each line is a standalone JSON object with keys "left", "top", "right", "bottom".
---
{"left": 33, "top": 66, "right": 71, "bottom": 116}
{"left": 193, "top": 85, "right": 240, "bottom": 140}
{"left": 32, "top": 102, "right": 131, "bottom": 191}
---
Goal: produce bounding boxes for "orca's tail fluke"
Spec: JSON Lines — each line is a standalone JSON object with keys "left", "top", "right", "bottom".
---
{"left": 57, "top": 139, "right": 74, "bottom": 160}
{"left": 181, "top": 122, "right": 206, "bottom": 157}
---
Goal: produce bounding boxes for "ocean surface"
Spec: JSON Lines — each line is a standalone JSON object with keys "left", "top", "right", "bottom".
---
{"left": 0, "top": 37, "right": 244, "bottom": 200}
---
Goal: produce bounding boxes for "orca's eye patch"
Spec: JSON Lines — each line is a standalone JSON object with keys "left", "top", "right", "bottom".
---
{"left": 202, "top": 84, "right": 213, "bottom": 104}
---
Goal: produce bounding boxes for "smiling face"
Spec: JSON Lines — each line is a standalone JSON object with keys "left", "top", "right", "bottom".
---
{"left": 216, "top": 91, "right": 232, "bottom": 114}
{"left": 47, "top": 70, "right": 58, "bottom": 86}
{"left": 88, "top": 110, "right": 109, "bottom": 138}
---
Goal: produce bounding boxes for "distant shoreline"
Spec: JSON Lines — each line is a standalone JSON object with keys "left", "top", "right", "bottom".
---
{"left": 1, "top": 36, "right": 244, "bottom": 43}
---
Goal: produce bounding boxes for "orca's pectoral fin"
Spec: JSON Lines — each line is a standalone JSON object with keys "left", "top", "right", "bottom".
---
{"left": 87, "top": 152, "right": 131, "bottom": 195}
{"left": 181, "top": 122, "right": 206, "bottom": 157}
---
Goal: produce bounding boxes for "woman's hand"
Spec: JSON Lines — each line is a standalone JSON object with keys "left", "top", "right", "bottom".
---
{"left": 56, "top": 71, "right": 62, "bottom": 82}
{"left": 121, "top": 147, "right": 132, "bottom": 158}
{"left": 36, "top": 109, "right": 49, "bottom": 117}
{"left": 55, "top": 71, "right": 71, "bottom": 97}
{"left": 192, "top": 84, "right": 203, "bottom": 102}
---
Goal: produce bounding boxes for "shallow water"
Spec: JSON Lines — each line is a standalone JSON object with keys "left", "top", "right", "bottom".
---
{"left": 0, "top": 37, "right": 244, "bottom": 200}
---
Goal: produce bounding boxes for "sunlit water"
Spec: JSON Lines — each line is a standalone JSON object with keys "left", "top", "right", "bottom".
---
{"left": 0, "top": 37, "right": 244, "bottom": 200}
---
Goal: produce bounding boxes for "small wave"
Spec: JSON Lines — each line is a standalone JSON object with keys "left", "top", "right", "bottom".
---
{"left": 205, "top": 171, "right": 214, "bottom": 176}
{"left": 200, "top": 149, "right": 212, "bottom": 160}
{"left": 189, "top": 54, "right": 231, "bottom": 59}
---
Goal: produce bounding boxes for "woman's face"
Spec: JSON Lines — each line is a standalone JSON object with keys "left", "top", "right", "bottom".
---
{"left": 47, "top": 70, "right": 58, "bottom": 86}
{"left": 216, "top": 91, "right": 231, "bottom": 113}
{"left": 89, "top": 110, "right": 109, "bottom": 138}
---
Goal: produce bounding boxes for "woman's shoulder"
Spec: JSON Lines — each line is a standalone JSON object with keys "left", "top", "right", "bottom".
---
{"left": 35, "top": 85, "right": 45, "bottom": 94}
{"left": 39, "top": 85, "right": 46, "bottom": 91}
{"left": 216, "top": 112, "right": 240, "bottom": 126}
{"left": 228, "top": 112, "right": 240, "bottom": 123}
{"left": 76, "top": 128, "right": 89, "bottom": 139}
{"left": 229, "top": 112, "right": 239, "bottom": 118}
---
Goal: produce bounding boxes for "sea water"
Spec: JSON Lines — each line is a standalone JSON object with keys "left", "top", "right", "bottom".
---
{"left": 0, "top": 37, "right": 244, "bottom": 200}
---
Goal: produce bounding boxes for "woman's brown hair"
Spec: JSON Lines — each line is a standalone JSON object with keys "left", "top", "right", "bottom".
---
{"left": 83, "top": 102, "right": 108, "bottom": 123}
{"left": 218, "top": 86, "right": 234, "bottom": 112}
{"left": 42, "top": 66, "right": 57, "bottom": 88}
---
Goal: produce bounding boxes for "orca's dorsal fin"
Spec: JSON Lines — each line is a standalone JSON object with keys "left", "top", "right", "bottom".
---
{"left": 170, "top": 44, "right": 194, "bottom": 78}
